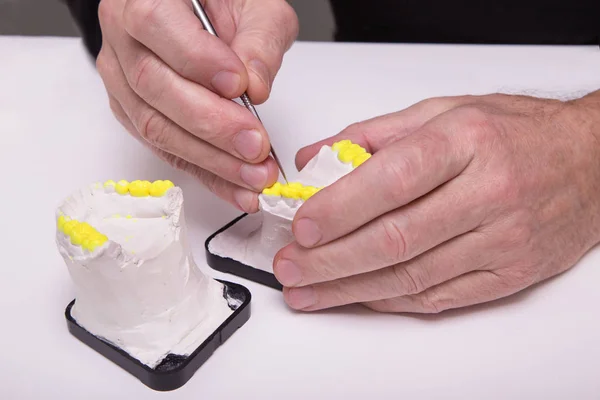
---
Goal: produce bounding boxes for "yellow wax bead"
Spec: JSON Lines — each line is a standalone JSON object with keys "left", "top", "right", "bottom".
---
{"left": 149, "top": 180, "right": 165, "bottom": 197}
{"left": 77, "top": 222, "right": 94, "bottom": 233}
{"left": 129, "top": 180, "right": 151, "bottom": 197}
{"left": 62, "top": 220, "right": 78, "bottom": 235}
{"left": 104, "top": 180, "right": 116, "bottom": 188}
{"left": 115, "top": 180, "right": 129, "bottom": 195}
{"left": 70, "top": 230, "right": 89, "bottom": 246}
{"left": 300, "top": 186, "right": 319, "bottom": 200}
{"left": 126, "top": 214, "right": 133, "bottom": 219}
{"left": 97, "top": 233, "right": 108, "bottom": 243}
{"left": 149, "top": 180, "right": 173, "bottom": 197}
{"left": 86, "top": 238, "right": 105, "bottom": 251}
{"left": 262, "top": 182, "right": 282, "bottom": 196}
{"left": 57, "top": 215, "right": 69, "bottom": 232}
{"left": 339, "top": 144, "right": 366, "bottom": 163}
{"left": 352, "top": 152, "right": 372, "bottom": 167}
{"left": 332, "top": 140, "right": 352, "bottom": 151}
{"left": 81, "top": 237, "right": 93, "bottom": 250}
{"left": 281, "top": 184, "right": 302, "bottom": 199}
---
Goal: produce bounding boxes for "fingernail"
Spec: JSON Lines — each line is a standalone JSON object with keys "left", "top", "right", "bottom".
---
{"left": 234, "top": 130, "right": 263, "bottom": 160}
{"left": 240, "top": 163, "right": 268, "bottom": 190}
{"left": 275, "top": 259, "right": 303, "bottom": 286}
{"left": 294, "top": 218, "right": 322, "bottom": 247}
{"left": 233, "top": 189, "right": 256, "bottom": 212}
{"left": 211, "top": 71, "right": 241, "bottom": 97}
{"left": 249, "top": 59, "right": 271, "bottom": 90}
{"left": 288, "top": 286, "right": 317, "bottom": 309}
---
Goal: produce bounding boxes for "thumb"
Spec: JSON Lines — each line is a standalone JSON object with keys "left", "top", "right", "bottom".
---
{"left": 229, "top": 0, "right": 299, "bottom": 104}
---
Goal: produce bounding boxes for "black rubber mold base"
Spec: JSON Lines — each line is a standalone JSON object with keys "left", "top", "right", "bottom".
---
{"left": 65, "top": 280, "right": 251, "bottom": 391}
{"left": 205, "top": 214, "right": 283, "bottom": 290}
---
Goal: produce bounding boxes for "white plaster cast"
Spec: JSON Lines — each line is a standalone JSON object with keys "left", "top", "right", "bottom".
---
{"left": 56, "top": 183, "right": 234, "bottom": 368}
{"left": 208, "top": 144, "right": 361, "bottom": 272}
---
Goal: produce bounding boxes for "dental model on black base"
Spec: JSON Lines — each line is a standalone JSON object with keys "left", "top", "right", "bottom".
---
{"left": 206, "top": 140, "right": 372, "bottom": 289}
{"left": 56, "top": 180, "right": 251, "bottom": 391}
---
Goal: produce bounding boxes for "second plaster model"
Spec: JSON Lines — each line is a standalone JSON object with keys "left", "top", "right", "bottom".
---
{"left": 208, "top": 140, "right": 372, "bottom": 273}
{"left": 56, "top": 179, "right": 243, "bottom": 370}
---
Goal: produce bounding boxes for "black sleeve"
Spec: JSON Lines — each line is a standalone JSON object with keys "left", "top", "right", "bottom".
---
{"left": 64, "top": 0, "right": 103, "bottom": 59}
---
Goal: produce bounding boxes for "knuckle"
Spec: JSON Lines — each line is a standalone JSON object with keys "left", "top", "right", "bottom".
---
{"left": 123, "top": 0, "right": 159, "bottom": 36}
{"left": 279, "top": 2, "right": 300, "bottom": 42}
{"left": 391, "top": 265, "right": 423, "bottom": 295}
{"left": 420, "top": 290, "right": 444, "bottom": 314}
{"left": 484, "top": 170, "right": 521, "bottom": 208}
{"left": 138, "top": 110, "right": 171, "bottom": 148}
{"left": 194, "top": 106, "right": 238, "bottom": 145}
{"left": 378, "top": 218, "right": 408, "bottom": 263}
{"left": 381, "top": 153, "right": 413, "bottom": 205}
{"left": 342, "top": 121, "right": 364, "bottom": 137}
{"left": 456, "top": 105, "right": 496, "bottom": 144}
{"left": 97, "top": 0, "right": 114, "bottom": 26}
{"left": 255, "top": 32, "right": 284, "bottom": 70}
{"left": 108, "top": 98, "right": 124, "bottom": 120}
{"left": 496, "top": 265, "right": 538, "bottom": 289}
{"left": 503, "top": 216, "right": 534, "bottom": 250}
{"left": 95, "top": 51, "right": 109, "bottom": 77}
{"left": 130, "top": 53, "right": 160, "bottom": 95}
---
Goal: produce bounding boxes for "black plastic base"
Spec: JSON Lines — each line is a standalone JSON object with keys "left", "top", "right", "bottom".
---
{"left": 205, "top": 214, "right": 283, "bottom": 290}
{"left": 65, "top": 280, "right": 251, "bottom": 391}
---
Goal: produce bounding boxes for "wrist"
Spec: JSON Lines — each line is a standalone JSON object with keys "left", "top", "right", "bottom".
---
{"left": 565, "top": 90, "right": 600, "bottom": 245}
{"left": 572, "top": 90, "right": 600, "bottom": 142}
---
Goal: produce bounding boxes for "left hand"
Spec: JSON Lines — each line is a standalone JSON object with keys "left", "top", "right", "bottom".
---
{"left": 273, "top": 93, "right": 600, "bottom": 313}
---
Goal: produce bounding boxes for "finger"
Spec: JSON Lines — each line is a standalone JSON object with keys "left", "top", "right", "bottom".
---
{"left": 363, "top": 270, "right": 519, "bottom": 314}
{"left": 293, "top": 108, "right": 480, "bottom": 248}
{"left": 110, "top": 93, "right": 261, "bottom": 213}
{"left": 100, "top": 0, "right": 272, "bottom": 164}
{"left": 276, "top": 174, "right": 487, "bottom": 286}
{"left": 294, "top": 95, "right": 478, "bottom": 170}
{"left": 98, "top": 43, "right": 279, "bottom": 192}
{"left": 120, "top": 0, "right": 248, "bottom": 98}
{"left": 229, "top": 0, "right": 299, "bottom": 103}
{"left": 281, "top": 231, "right": 492, "bottom": 311}
{"left": 96, "top": 45, "right": 265, "bottom": 212}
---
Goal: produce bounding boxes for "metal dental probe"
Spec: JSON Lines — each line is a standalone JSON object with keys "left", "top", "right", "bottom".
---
{"left": 190, "top": 0, "right": 289, "bottom": 183}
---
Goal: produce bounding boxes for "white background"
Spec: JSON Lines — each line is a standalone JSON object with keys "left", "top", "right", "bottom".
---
{"left": 2, "top": 36, "right": 600, "bottom": 399}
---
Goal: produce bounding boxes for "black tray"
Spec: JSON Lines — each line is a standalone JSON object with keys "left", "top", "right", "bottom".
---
{"left": 65, "top": 280, "right": 251, "bottom": 391}
{"left": 205, "top": 214, "right": 283, "bottom": 290}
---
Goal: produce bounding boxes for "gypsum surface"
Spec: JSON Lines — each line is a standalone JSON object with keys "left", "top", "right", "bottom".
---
{"left": 55, "top": 179, "right": 243, "bottom": 369}
{"left": 208, "top": 140, "right": 372, "bottom": 274}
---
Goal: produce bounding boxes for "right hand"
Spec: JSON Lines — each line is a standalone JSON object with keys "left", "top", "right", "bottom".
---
{"left": 96, "top": 0, "right": 299, "bottom": 212}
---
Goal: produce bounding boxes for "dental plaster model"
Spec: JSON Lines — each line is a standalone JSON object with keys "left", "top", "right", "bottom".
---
{"left": 207, "top": 140, "right": 372, "bottom": 275}
{"left": 55, "top": 179, "right": 243, "bottom": 370}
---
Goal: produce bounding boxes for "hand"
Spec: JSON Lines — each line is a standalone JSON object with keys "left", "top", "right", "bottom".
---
{"left": 96, "top": 0, "right": 298, "bottom": 212}
{"left": 274, "top": 93, "right": 600, "bottom": 313}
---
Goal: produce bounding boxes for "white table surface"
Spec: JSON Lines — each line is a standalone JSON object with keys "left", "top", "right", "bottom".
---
{"left": 2, "top": 35, "right": 600, "bottom": 399}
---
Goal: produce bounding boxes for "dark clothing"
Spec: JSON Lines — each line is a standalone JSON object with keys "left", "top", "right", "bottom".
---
{"left": 66, "top": 0, "right": 599, "bottom": 59}
{"left": 330, "top": 0, "right": 599, "bottom": 45}
{"left": 65, "top": 0, "right": 102, "bottom": 58}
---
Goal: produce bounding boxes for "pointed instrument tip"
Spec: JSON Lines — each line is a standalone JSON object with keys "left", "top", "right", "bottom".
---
{"left": 270, "top": 147, "right": 289, "bottom": 183}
